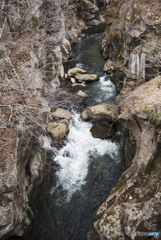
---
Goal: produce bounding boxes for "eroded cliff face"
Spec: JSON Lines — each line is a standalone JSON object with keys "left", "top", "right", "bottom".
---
{"left": 88, "top": 0, "right": 161, "bottom": 239}
{"left": 0, "top": 0, "right": 105, "bottom": 239}
{"left": 101, "top": 0, "right": 161, "bottom": 90}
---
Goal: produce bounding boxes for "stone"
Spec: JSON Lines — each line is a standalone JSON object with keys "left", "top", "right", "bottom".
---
{"left": 78, "top": 90, "right": 88, "bottom": 98}
{"left": 81, "top": 110, "right": 89, "bottom": 120}
{"left": 90, "top": 121, "right": 115, "bottom": 139}
{"left": 72, "top": 82, "right": 87, "bottom": 87}
{"left": 68, "top": 67, "right": 87, "bottom": 77}
{"left": 47, "top": 120, "right": 69, "bottom": 138}
{"left": 75, "top": 73, "right": 99, "bottom": 82}
{"left": 70, "top": 77, "right": 76, "bottom": 84}
{"left": 64, "top": 73, "right": 68, "bottom": 79}
{"left": 51, "top": 108, "right": 72, "bottom": 120}
{"left": 81, "top": 102, "right": 118, "bottom": 121}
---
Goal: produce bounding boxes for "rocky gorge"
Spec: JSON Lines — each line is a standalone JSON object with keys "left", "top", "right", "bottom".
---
{"left": 0, "top": 0, "right": 161, "bottom": 240}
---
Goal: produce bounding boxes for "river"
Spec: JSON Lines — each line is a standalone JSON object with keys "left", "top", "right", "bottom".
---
{"left": 24, "top": 27, "right": 124, "bottom": 240}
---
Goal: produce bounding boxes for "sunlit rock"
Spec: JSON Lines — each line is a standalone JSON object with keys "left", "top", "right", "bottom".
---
{"left": 81, "top": 102, "right": 118, "bottom": 121}
{"left": 47, "top": 120, "right": 69, "bottom": 139}
{"left": 75, "top": 73, "right": 99, "bottom": 82}
{"left": 68, "top": 67, "right": 87, "bottom": 77}
{"left": 52, "top": 108, "right": 72, "bottom": 120}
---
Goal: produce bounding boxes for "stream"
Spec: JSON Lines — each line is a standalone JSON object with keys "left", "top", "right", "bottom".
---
{"left": 24, "top": 27, "right": 124, "bottom": 240}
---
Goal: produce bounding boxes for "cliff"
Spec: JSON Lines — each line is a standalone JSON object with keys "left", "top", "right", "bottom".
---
{"left": 88, "top": 0, "right": 161, "bottom": 239}
{"left": 101, "top": 0, "right": 161, "bottom": 90}
{"left": 0, "top": 0, "right": 105, "bottom": 239}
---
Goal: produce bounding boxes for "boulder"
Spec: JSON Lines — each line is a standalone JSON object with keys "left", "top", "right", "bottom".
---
{"left": 68, "top": 67, "right": 86, "bottom": 77}
{"left": 90, "top": 121, "right": 115, "bottom": 139}
{"left": 78, "top": 90, "right": 88, "bottom": 98}
{"left": 81, "top": 102, "right": 118, "bottom": 121}
{"left": 75, "top": 73, "right": 99, "bottom": 82}
{"left": 47, "top": 119, "right": 69, "bottom": 139}
{"left": 51, "top": 108, "right": 72, "bottom": 120}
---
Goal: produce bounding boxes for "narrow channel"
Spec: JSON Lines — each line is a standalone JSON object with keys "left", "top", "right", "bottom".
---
{"left": 25, "top": 28, "right": 124, "bottom": 240}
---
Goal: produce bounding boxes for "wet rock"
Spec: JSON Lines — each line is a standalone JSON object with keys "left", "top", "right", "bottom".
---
{"left": 78, "top": 90, "right": 88, "bottom": 98}
{"left": 47, "top": 120, "right": 69, "bottom": 139}
{"left": 81, "top": 102, "right": 118, "bottom": 121}
{"left": 90, "top": 121, "right": 115, "bottom": 139}
{"left": 68, "top": 67, "right": 87, "bottom": 77}
{"left": 52, "top": 108, "right": 72, "bottom": 120}
{"left": 75, "top": 73, "right": 99, "bottom": 82}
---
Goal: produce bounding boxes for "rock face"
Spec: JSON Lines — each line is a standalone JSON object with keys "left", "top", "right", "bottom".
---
{"left": 101, "top": 0, "right": 161, "bottom": 91}
{"left": 88, "top": 76, "right": 161, "bottom": 239}
{"left": 81, "top": 102, "right": 118, "bottom": 121}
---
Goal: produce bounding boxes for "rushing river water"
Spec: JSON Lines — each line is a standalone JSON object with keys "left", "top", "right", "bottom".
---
{"left": 24, "top": 28, "right": 124, "bottom": 240}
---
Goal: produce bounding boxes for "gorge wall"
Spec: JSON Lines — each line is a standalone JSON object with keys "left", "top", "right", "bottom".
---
{"left": 88, "top": 0, "right": 161, "bottom": 239}
{"left": 0, "top": 0, "right": 106, "bottom": 239}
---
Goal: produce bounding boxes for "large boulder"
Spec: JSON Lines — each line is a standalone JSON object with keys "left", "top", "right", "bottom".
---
{"left": 47, "top": 119, "right": 69, "bottom": 138}
{"left": 81, "top": 102, "right": 118, "bottom": 122}
{"left": 90, "top": 121, "right": 115, "bottom": 139}
{"left": 51, "top": 108, "right": 72, "bottom": 120}
{"left": 75, "top": 73, "right": 99, "bottom": 82}
{"left": 68, "top": 67, "right": 86, "bottom": 77}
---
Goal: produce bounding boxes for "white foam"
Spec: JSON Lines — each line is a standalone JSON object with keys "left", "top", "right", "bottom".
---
{"left": 94, "top": 75, "right": 116, "bottom": 103}
{"left": 42, "top": 136, "right": 52, "bottom": 150}
{"left": 51, "top": 113, "right": 120, "bottom": 201}
{"left": 99, "top": 75, "right": 115, "bottom": 93}
{"left": 42, "top": 136, "right": 58, "bottom": 154}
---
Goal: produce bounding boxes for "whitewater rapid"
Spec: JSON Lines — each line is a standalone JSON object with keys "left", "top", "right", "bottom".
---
{"left": 43, "top": 113, "right": 120, "bottom": 202}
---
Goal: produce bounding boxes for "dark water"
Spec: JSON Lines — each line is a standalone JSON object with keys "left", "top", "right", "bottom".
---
{"left": 24, "top": 28, "right": 124, "bottom": 240}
